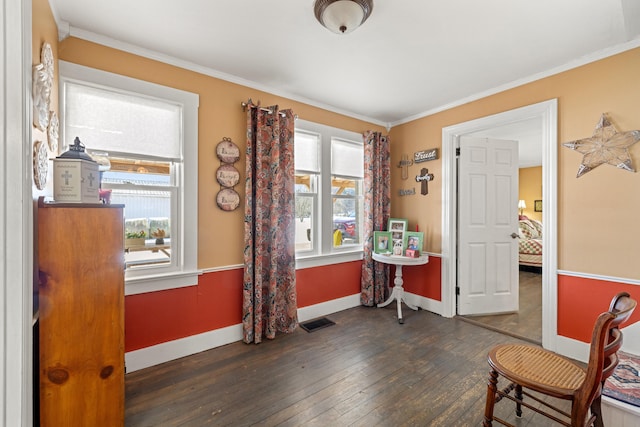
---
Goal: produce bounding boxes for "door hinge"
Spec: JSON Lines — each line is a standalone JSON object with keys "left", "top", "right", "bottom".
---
{"left": 456, "top": 286, "right": 460, "bottom": 295}
{"left": 456, "top": 147, "right": 461, "bottom": 156}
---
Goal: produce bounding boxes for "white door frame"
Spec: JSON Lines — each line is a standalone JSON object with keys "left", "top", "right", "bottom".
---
{"left": 1, "top": 0, "right": 33, "bottom": 425}
{"left": 440, "top": 99, "right": 558, "bottom": 350}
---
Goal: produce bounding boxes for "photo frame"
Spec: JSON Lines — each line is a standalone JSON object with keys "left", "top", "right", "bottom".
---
{"left": 388, "top": 218, "right": 408, "bottom": 232}
{"left": 388, "top": 218, "right": 409, "bottom": 250}
{"left": 534, "top": 200, "right": 542, "bottom": 212}
{"left": 404, "top": 231, "right": 424, "bottom": 253}
{"left": 373, "top": 231, "right": 391, "bottom": 254}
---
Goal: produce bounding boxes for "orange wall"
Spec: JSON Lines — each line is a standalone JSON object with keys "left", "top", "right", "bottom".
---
{"left": 53, "top": 14, "right": 640, "bottom": 349}
{"left": 58, "top": 37, "right": 386, "bottom": 270}
{"left": 519, "top": 166, "right": 542, "bottom": 222}
{"left": 57, "top": 38, "right": 387, "bottom": 352}
{"left": 32, "top": 0, "right": 58, "bottom": 196}
{"left": 391, "top": 48, "right": 640, "bottom": 279}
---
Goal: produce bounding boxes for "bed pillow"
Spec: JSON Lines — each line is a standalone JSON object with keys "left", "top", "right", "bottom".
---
{"left": 529, "top": 219, "right": 542, "bottom": 237}
{"left": 519, "top": 219, "right": 539, "bottom": 239}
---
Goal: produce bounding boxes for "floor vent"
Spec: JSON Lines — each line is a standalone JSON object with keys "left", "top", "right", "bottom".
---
{"left": 300, "top": 317, "right": 335, "bottom": 333}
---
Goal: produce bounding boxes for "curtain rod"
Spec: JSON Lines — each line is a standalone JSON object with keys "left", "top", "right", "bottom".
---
{"left": 241, "top": 99, "right": 297, "bottom": 120}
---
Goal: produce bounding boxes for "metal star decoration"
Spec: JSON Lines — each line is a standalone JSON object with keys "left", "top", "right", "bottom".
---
{"left": 563, "top": 114, "right": 640, "bottom": 178}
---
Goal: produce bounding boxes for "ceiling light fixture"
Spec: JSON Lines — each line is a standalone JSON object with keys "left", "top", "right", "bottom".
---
{"left": 314, "top": 0, "right": 373, "bottom": 34}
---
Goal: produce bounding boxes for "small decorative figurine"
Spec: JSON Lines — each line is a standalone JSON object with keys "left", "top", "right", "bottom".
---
{"left": 393, "top": 240, "right": 403, "bottom": 256}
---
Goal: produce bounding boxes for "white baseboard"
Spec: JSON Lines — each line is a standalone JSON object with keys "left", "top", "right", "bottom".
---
{"left": 602, "top": 396, "right": 640, "bottom": 426}
{"left": 553, "top": 325, "right": 639, "bottom": 363}
{"left": 297, "top": 294, "right": 361, "bottom": 322}
{"left": 555, "top": 335, "right": 590, "bottom": 363}
{"left": 125, "top": 323, "right": 243, "bottom": 372}
{"left": 125, "top": 294, "right": 362, "bottom": 372}
{"left": 406, "top": 292, "right": 444, "bottom": 316}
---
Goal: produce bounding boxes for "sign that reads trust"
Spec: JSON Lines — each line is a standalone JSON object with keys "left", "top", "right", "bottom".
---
{"left": 414, "top": 148, "right": 438, "bottom": 163}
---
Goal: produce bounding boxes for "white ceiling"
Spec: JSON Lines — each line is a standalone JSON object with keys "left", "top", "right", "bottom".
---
{"left": 49, "top": 0, "right": 640, "bottom": 168}
{"left": 49, "top": 0, "right": 640, "bottom": 129}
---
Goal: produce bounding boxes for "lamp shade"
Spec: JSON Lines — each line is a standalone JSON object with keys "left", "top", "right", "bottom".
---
{"left": 518, "top": 200, "right": 526, "bottom": 209}
{"left": 314, "top": 0, "right": 373, "bottom": 34}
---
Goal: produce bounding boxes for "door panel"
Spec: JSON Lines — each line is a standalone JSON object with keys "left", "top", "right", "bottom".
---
{"left": 458, "top": 137, "right": 519, "bottom": 316}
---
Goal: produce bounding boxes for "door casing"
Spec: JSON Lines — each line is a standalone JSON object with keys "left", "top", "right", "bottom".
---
{"left": 440, "top": 99, "right": 558, "bottom": 351}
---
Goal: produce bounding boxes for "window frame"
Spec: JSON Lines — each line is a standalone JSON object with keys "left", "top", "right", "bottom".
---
{"left": 294, "top": 119, "right": 363, "bottom": 269}
{"left": 59, "top": 61, "right": 200, "bottom": 295}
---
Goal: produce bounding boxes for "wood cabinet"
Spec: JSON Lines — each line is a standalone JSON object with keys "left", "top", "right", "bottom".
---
{"left": 37, "top": 198, "right": 125, "bottom": 426}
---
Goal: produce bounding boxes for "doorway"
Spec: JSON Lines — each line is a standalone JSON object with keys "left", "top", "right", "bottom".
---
{"left": 458, "top": 131, "right": 541, "bottom": 342}
{"left": 440, "top": 99, "right": 559, "bottom": 350}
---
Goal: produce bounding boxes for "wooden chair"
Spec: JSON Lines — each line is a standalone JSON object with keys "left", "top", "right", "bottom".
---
{"left": 482, "top": 292, "right": 636, "bottom": 427}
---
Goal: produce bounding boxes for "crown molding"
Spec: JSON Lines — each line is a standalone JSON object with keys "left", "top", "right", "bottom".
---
{"left": 391, "top": 37, "right": 640, "bottom": 128}
{"left": 62, "top": 25, "right": 389, "bottom": 129}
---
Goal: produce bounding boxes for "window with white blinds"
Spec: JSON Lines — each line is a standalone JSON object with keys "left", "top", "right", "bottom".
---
{"left": 60, "top": 61, "right": 200, "bottom": 295}
{"left": 294, "top": 120, "right": 363, "bottom": 265}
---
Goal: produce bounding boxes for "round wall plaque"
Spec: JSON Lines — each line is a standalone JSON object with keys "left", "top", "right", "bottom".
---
{"left": 216, "top": 188, "right": 240, "bottom": 211}
{"left": 48, "top": 110, "right": 59, "bottom": 153}
{"left": 216, "top": 137, "right": 240, "bottom": 163}
{"left": 216, "top": 164, "right": 240, "bottom": 187}
{"left": 33, "top": 140, "right": 49, "bottom": 190}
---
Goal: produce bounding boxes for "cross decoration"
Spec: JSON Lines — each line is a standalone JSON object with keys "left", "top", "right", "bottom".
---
{"left": 61, "top": 170, "right": 73, "bottom": 185}
{"left": 397, "top": 154, "right": 413, "bottom": 180}
{"left": 415, "top": 168, "right": 434, "bottom": 195}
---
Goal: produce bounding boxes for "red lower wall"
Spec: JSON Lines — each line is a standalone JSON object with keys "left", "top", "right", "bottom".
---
{"left": 125, "top": 260, "right": 638, "bottom": 353}
{"left": 558, "top": 274, "right": 639, "bottom": 343}
{"left": 399, "top": 256, "right": 442, "bottom": 301}
{"left": 124, "top": 258, "right": 444, "bottom": 352}
{"left": 125, "top": 261, "right": 365, "bottom": 352}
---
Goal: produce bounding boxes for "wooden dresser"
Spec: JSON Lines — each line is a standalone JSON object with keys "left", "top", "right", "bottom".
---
{"left": 37, "top": 198, "right": 125, "bottom": 426}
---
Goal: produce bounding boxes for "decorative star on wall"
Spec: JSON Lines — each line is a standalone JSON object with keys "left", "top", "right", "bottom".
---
{"left": 563, "top": 114, "right": 640, "bottom": 178}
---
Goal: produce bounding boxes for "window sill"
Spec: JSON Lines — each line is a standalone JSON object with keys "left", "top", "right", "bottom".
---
{"left": 295, "top": 250, "right": 363, "bottom": 270}
{"left": 125, "top": 269, "right": 202, "bottom": 296}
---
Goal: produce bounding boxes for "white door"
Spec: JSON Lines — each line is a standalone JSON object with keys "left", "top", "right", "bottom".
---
{"left": 458, "top": 137, "right": 519, "bottom": 316}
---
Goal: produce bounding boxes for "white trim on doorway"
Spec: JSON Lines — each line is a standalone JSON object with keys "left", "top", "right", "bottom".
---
{"left": 1, "top": 0, "right": 33, "bottom": 425}
{"left": 440, "top": 99, "right": 559, "bottom": 351}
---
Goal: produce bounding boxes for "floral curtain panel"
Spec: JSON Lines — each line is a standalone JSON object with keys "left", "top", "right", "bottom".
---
{"left": 243, "top": 104, "right": 298, "bottom": 344}
{"left": 360, "top": 131, "right": 391, "bottom": 306}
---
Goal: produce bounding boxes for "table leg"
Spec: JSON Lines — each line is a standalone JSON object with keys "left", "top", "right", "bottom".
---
{"left": 376, "top": 265, "right": 419, "bottom": 323}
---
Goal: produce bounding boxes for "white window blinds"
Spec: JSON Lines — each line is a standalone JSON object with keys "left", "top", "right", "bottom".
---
{"left": 294, "top": 130, "right": 320, "bottom": 172}
{"left": 64, "top": 82, "right": 182, "bottom": 160}
{"left": 331, "top": 138, "right": 363, "bottom": 178}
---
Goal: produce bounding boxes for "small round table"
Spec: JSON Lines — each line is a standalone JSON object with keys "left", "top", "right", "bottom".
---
{"left": 372, "top": 252, "right": 429, "bottom": 324}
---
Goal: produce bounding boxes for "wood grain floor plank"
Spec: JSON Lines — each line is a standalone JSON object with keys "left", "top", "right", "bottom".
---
{"left": 126, "top": 303, "right": 568, "bottom": 426}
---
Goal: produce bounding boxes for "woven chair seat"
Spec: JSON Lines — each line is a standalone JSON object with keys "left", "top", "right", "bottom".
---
{"left": 490, "top": 344, "right": 585, "bottom": 397}
{"left": 482, "top": 292, "right": 636, "bottom": 427}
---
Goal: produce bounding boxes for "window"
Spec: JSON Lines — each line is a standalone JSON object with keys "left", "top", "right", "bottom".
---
{"left": 294, "top": 120, "right": 364, "bottom": 267}
{"left": 60, "top": 61, "right": 199, "bottom": 295}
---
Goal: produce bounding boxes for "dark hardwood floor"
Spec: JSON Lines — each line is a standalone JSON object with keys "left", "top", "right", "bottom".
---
{"left": 460, "top": 270, "right": 542, "bottom": 344}
{"left": 126, "top": 300, "right": 564, "bottom": 426}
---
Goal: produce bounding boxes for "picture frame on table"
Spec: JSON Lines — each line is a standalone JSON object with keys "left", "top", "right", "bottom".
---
{"left": 404, "top": 231, "right": 424, "bottom": 253}
{"left": 388, "top": 218, "right": 408, "bottom": 232}
{"left": 373, "top": 231, "right": 391, "bottom": 254}
{"left": 388, "top": 218, "right": 408, "bottom": 249}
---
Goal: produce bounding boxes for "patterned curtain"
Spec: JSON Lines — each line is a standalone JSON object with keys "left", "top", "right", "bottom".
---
{"left": 243, "top": 105, "right": 298, "bottom": 344}
{"left": 360, "top": 131, "right": 391, "bottom": 306}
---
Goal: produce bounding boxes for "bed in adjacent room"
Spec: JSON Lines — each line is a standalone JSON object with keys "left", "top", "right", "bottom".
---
{"left": 519, "top": 218, "right": 542, "bottom": 268}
